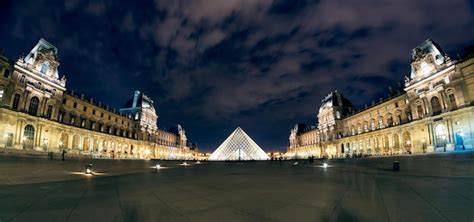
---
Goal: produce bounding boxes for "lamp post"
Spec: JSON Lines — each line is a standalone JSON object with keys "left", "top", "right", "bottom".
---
{"left": 85, "top": 164, "right": 93, "bottom": 174}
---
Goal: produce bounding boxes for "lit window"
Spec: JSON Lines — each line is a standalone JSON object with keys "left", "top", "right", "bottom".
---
{"left": 40, "top": 61, "right": 49, "bottom": 74}
{"left": 0, "top": 89, "right": 3, "bottom": 102}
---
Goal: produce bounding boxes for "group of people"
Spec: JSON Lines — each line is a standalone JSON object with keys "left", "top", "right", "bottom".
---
{"left": 47, "top": 150, "right": 68, "bottom": 161}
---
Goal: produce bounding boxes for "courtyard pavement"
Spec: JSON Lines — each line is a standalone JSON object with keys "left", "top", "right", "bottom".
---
{"left": 0, "top": 152, "right": 473, "bottom": 221}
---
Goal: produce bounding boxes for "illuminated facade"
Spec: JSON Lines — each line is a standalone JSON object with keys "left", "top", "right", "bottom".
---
{"left": 209, "top": 127, "right": 269, "bottom": 161}
{"left": 0, "top": 39, "right": 196, "bottom": 159}
{"left": 287, "top": 39, "right": 474, "bottom": 159}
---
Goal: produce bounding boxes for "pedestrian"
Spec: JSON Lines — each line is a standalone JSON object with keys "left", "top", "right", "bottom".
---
{"left": 61, "top": 149, "right": 67, "bottom": 161}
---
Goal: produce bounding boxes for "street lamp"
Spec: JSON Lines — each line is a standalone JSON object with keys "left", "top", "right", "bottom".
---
{"left": 85, "top": 164, "right": 93, "bottom": 175}
{"left": 323, "top": 162, "right": 328, "bottom": 168}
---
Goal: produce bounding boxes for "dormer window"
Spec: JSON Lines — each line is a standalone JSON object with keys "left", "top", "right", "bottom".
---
{"left": 40, "top": 61, "right": 49, "bottom": 74}
{"left": 444, "top": 76, "right": 450, "bottom": 84}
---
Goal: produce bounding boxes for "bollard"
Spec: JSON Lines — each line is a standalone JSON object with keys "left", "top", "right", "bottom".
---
{"left": 393, "top": 161, "right": 400, "bottom": 171}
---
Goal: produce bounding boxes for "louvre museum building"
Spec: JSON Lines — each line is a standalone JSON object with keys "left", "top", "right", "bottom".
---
{"left": 0, "top": 39, "right": 197, "bottom": 160}
{"left": 287, "top": 39, "right": 474, "bottom": 159}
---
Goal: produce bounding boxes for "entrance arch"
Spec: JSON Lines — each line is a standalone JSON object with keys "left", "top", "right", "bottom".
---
{"left": 435, "top": 124, "right": 448, "bottom": 148}
{"left": 72, "top": 134, "right": 80, "bottom": 150}
{"left": 83, "top": 137, "right": 90, "bottom": 151}
{"left": 393, "top": 134, "right": 400, "bottom": 151}
{"left": 23, "top": 124, "right": 35, "bottom": 149}
{"left": 402, "top": 131, "right": 412, "bottom": 153}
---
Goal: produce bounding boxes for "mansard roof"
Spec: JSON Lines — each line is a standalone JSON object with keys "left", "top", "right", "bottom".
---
{"left": 122, "top": 90, "right": 156, "bottom": 112}
{"left": 24, "top": 38, "right": 59, "bottom": 63}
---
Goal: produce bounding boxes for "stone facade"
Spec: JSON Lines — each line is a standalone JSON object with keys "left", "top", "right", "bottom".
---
{"left": 287, "top": 39, "right": 474, "bottom": 159}
{"left": 0, "top": 39, "right": 196, "bottom": 159}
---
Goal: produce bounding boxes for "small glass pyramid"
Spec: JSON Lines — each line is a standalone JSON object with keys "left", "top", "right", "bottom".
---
{"left": 209, "top": 127, "right": 270, "bottom": 161}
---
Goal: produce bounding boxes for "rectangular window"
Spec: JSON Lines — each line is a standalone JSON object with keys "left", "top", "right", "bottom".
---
{"left": 46, "top": 105, "right": 53, "bottom": 119}
{"left": 80, "top": 118, "right": 86, "bottom": 127}
{"left": 101, "top": 112, "right": 104, "bottom": 117}
{"left": 58, "top": 111, "right": 64, "bottom": 122}
{"left": 83, "top": 106, "right": 87, "bottom": 112}
{"left": 92, "top": 109, "right": 96, "bottom": 115}
{"left": 70, "top": 115, "right": 76, "bottom": 125}
{"left": 449, "top": 94, "right": 457, "bottom": 109}
{"left": 3, "top": 69, "right": 10, "bottom": 78}
{"left": 62, "top": 98, "right": 67, "bottom": 104}
{"left": 73, "top": 102, "right": 77, "bottom": 108}
{"left": 417, "top": 105, "right": 424, "bottom": 118}
{"left": 0, "top": 89, "right": 4, "bottom": 102}
{"left": 12, "top": 94, "right": 21, "bottom": 110}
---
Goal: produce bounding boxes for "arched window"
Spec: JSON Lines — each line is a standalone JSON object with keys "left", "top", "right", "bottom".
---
{"left": 378, "top": 117, "right": 384, "bottom": 129}
{"left": 370, "top": 119, "right": 376, "bottom": 131}
{"left": 435, "top": 124, "right": 447, "bottom": 147}
{"left": 12, "top": 94, "right": 21, "bottom": 110}
{"left": 59, "top": 133, "right": 68, "bottom": 149}
{"left": 403, "top": 132, "right": 412, "bottom": 152}
{"left": 393, "top": 134, "right": 400, "bottom": 150}
{"left": 431, "top": 96, "right": 442, "bottom": 115}
{"left": 28, "top": 97, "right": 40, "bottom": 116}
{"left": 386, "top": 115, "right": 393, "bottom": 127}
{"left": 40, "top": 61, "right": 49, "bottom": 74}
{"left": 23, "top": 124, "right": 35, "bottom": 149}
{"left": 72, "top": 134, "right": 80, "bottom": 149}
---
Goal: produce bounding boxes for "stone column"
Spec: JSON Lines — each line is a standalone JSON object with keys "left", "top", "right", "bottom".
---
{"left": 22, "top": 91, "right": 30, "bottom": 111}
{"left": 439, "top": 91, "right": 448, "bottom": 110}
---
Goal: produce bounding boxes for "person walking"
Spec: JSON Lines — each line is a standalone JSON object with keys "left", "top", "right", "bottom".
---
{"left": 61, "top": 149, "right": 67, "bottom": 161}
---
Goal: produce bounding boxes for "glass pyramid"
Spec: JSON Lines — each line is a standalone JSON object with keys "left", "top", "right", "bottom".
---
{"left": 209, "top": 127, "right": 270, "bottom": 161}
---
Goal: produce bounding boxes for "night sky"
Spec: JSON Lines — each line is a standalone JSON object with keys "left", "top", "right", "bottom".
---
{"left": 0, "top": 0, "right": 473, "bottom": 152}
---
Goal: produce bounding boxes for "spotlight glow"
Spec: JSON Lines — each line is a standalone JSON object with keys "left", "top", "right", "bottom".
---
{"left": 293, "top": 161, "right": 299, "bottom": 165}
{"left": 156, "top": 164, "right": 161, "bottom": 169}
{"left": 180, "top": 162, "right": 188, "bottom": 166}
{"left": 323, "top": 163, "right": 328, "bottom": 168}
{"left": 196, "top": 161, "right": 201, "bottom": 164}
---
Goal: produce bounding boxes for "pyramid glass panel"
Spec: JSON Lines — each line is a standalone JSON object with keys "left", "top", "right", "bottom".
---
{"left": 209, "top": 127, "right": 270, "bottom": 161}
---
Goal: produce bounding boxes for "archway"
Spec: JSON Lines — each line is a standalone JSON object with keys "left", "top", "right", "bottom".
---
{"left": 59, "top": 132, "right": 69, "bottom": 149}
{"left": 23, "top": 124, "right": 35, "bottom": 149}
{"left": 393, "top": 134, "right": 400, "bottom": 151}
{"left": 83, "top": 137, "right": 90, "bottom": 151}
{"left": 383, "top": 135, "right": 389, "bottom": 153}
{"left": 435, "top": 124, "right": 447, "bottom": 148}
{"left": 93, "top": 139, "right": 99, "bottom": 151}
{"left": 72, "top": 134, "right": 80, "bottom": 150}
{"left": 402, "top": 132, "right": 412, "bottom": 153}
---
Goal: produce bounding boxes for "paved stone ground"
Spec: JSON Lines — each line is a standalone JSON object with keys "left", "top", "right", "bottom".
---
{"left": 0, "top": 152, "right": 473, "bottom": 222}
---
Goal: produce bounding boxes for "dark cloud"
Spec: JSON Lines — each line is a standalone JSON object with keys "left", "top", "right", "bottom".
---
{"left": 0, "top": 0, "right": 473, "bottom": 151}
